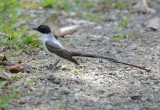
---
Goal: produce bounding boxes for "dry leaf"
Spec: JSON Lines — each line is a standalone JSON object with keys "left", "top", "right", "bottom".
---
{"left": 60, "top": 25, "right": 80, "bottom": 37}
{"left": 133, "top": 0, "right": 156, "bottom": 13}
{"left": 6, "top": 65, "right": 25, "bottom": 73}
{"left": 43, "top": 15, "right": 80, "bottom": 37}
{"left": 43, "top": 15, "right": 62, "bottom": 37}
{"left": 0, "top": 54, "right": 7, "bottom": 63}
{"left": 0, "top": 71, "right": 11, "bottom": 80}
{"left": 147, "top": 17, "right": 160, "bottom": 30}
{"left": 138, "top": 69, "right": 146, "bottom": 74}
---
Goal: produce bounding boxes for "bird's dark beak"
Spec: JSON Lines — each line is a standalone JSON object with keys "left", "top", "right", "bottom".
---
{"left": 33, "top": 28, "right": 38, "bottom": 30}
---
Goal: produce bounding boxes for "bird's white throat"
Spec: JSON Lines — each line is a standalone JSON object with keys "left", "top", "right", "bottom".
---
{"left": 41, "top": 33, "right": 56, "bottom": 42}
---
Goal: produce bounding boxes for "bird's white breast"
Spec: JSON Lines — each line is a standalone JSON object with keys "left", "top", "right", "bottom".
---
{"left": 42, "top": 35, "right": 52, "bottom": 55}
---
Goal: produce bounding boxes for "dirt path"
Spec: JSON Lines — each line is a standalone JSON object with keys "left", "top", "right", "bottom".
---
{"left": 3, "top": 1, "right": 160, "bottom": 110}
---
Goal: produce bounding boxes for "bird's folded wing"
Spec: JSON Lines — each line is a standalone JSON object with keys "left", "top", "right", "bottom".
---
{"left": 45, "top": 40, "right": 72, "bottom": 60}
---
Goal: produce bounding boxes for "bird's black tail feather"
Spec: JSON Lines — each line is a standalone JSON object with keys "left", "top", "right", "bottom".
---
{"left": 71, "top": 52, "right": 150, "bottom": 72}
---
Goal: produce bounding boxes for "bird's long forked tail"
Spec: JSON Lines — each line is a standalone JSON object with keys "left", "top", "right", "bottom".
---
{"left": 71, "top": 52, "right": 150, "bottom": 72}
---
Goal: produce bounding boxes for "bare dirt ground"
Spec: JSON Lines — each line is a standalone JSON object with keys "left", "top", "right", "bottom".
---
{"left": 2, "top": 1, "right": 160, "bottom": 110}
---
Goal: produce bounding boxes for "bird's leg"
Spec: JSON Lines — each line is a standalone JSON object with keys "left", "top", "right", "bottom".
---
{"left": 53, "top": 59, "right": 60, "bottom": 67}
{"left": 47, "top": 55, "right": 60, "bottom": 70}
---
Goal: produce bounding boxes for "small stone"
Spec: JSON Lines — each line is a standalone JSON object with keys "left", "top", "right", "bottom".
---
{"left": 51, "top": 78, "right": 61, "bottom": 84}
{"left": 97, "top": 90, "right": 105, "bottom": 95}
{"left": 149, "top": 82, "right": 154, "bottom": 85}
{"left": 47, "top": 75, "right": 61, "bottom": 84}
{"left": 30, "top": 86, "right": 36, "bottom": 91}
{"left": 153, "top": 86, "right": 159, "bottom": 92}
{"left": 19, "top": 100, "right": 25, "bottom": 104}
{"left": 59, "top": 87, "right": 70, "bottom": 94}
{"left": 130, "top": 95, "right": 140, "bottom": 100}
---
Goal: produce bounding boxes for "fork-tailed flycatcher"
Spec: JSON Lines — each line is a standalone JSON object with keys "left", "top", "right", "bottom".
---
{"left": 33, "top": 25, "right": 150, "bottom": 72}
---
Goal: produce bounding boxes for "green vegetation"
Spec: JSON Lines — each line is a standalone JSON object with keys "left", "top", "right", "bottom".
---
{"left": 12, "top": 72, "right": 23, "bottom": 80}
{"left": 0, "top": 72, "right": 39, "bottom": 109}
{"left": 0, "top": 80, "right": 21, "bottom": 109}
{"left": 44, "top": 0, "right": 71, "bottom": 11}
{"left": 104, "top": 0, "right": 132, "bottom": 9}
{"left": 114, "top": 0, "right": 130, "bottom": 9}
{"left": 43, "top": 0, "right": 72, "bottom": 12}
{"left": 29, "top": 77, "right": 39, "bottom": 83}
{"left": 68, "top": 39, "right": 76, "bottom": 47}
{"left": 42, "top": 0, "right": 99, "bottom": 12}
{"left": 112, "top": 27, "right": 141, "bottom": 41}
{"left": 40, "top": 0, "right": 130, "bottom": 21}
{"left": 112, "top": 27, "right": 126, "bottom": 41}
{"left": 72, "top": 69, "right": 81, "bottom": 74}
{"left": 59, "top": 103, "right": 65, "bottom": 109}
{"left": 0, "top": 0, "right": 41, "bottom": 57}
{"left": 84, "top": 12, "right": 108, "bottom": 22}
{"left": 0, "top": 0, "right": 132, "bottom": 54}
{"left": 120, "top": 18, "right": 130, "bottom": 27}
{"left": 6, "top": 49, "right": 23, "bottom": 58}
{"left": 0, "top": 81, "right": 7, "bottom": 92}
{"left": 0, "top": 94, "right": 20, "bottom": 108}
{"left": 43, "top": 0, "right": 59, "bottom": 8}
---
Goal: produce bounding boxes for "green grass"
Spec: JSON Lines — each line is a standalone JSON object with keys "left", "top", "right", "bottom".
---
{"left": 0, "top": 80, "right": 20, "bottom": 108}
{"left": 0, "top": 72, "right": 39, "bottom": 108}
{"left": 59, "top": 103, "right": 65, "bottom": 109}
{"left": 0, "top": 0, "right": 41, "bottom": 57}
{"left": 0, "top": 94, "right": 20, "bottom": 108}
{"left": 44, "top": 0, "right": 59, "bottom": 8}
{"left": 0, "top": 81, "right": 8, "bottom": 92}
{"left": 29, "top": 77, "right": 39, "bottom": 83}
{"left": 114, "top": 0, "right": 129, "bottom": 9}
{"left": 120, "top": 18, "right": 130, "bottom": 27}
{"left": 104, "top": 0, "right": 132, "bottom": 9}
{"left": 112, "top": 27, "right": 126, "bottom": 41}
{"left": 43, "top": 0, "right": 72, "bottom": 12}
{"left": 83, "top": 11, "right": 108, "bottom": 22}
{"left": 112, "top": 27, "right": 141, "bottom": 41}
{"left": 12, "top": 72, "right": 23, "bottom": 80}
{"left": 42, "top": 0, "right": 103, "bottom": 21}
{"left": 40, "top": 0, "right": 130, "bottom": 22}
{"left": 68, "top": 39, "right": 76, "bottom": 47}
{"left": 72, "top": 69, "right": 81, "bottom": 74}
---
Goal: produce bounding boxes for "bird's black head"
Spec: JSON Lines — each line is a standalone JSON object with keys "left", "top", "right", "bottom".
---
{"left": 33, "top": 25, "right": 51, "bottom": 34}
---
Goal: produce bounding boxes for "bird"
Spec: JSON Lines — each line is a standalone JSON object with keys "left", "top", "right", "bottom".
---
{"left": 33, "top": 25, "right": 150, "bottom": 72}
